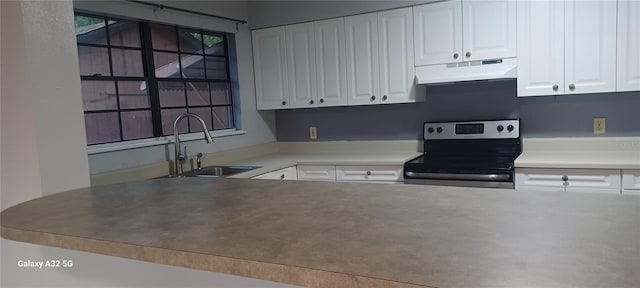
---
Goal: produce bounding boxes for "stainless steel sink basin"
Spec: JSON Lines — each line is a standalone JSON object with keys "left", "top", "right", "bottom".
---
{"left": 184, "top": 165, "right": 261, "bottom": 178}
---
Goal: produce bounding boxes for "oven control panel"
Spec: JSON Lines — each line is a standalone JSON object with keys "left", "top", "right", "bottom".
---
{"left": 423, "top": 120, "right": 520, "bottom": 140}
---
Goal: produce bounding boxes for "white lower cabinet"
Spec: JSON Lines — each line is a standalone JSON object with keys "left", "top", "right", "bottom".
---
{"left": 622, "top": 169, "right": 640, "bottom": 195}
{"left": 297, "top": 165, "right": 336, "bottom": 181}
{"left": 336, "top": 166, "right": 403, "bottom": 183}
{"left": 252, "top": 166, "right": 298, "bottom": 180}
{"left": 515, "top": 168, "right": 621, "bottom": 194}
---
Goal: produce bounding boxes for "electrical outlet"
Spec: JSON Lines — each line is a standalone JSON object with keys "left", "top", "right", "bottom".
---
{"left": 309, "top": 126, "right": 317, "bottom": 140}
{"left": 593, "top": 118, "right": 606, "bottom": 134}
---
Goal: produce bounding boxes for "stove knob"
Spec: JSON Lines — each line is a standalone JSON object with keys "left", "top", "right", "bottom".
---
{"left": 497, "top": 125, "right": 504, "bottom": 132}
{"left": 507, "top": 125, "right": 514, "bottom": 132}
{"left": 427, "top": 127, "right": 434, "bottom": 133}
{"left": 436, "top": 127, "right": 443, "bottom": 133}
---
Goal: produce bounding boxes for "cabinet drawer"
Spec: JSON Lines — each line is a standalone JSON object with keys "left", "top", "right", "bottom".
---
{"left": 622, "top": 169, "right": 640, "bottom": 195}
{"left": 297, "top": 165, "right": 336, "bottom": 181}
{"left": 336, "top": 166, "right": 403, "bottom": 182}
{"left": 515, "top": 168, "right": 621, "bottom": 194}
{"left": 252, "top": 166, "right": 297, "bottom": 180}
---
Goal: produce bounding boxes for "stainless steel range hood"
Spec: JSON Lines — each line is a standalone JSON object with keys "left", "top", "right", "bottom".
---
{"left": 415, "top": 58, "right": 517, "bottom": 84}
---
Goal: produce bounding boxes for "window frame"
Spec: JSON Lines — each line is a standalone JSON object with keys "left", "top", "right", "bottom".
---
{"left": 75, "top": 12, "right": 238, "bottom": 147}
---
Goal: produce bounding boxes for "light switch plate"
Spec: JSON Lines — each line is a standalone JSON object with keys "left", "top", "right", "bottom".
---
{"left": 594, "top": 118, "right": 606, "bottom": 134}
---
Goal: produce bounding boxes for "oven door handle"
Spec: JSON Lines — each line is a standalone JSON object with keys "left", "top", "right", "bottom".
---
{"left": 405, "top": 172, "right": 510, "bottom": 181}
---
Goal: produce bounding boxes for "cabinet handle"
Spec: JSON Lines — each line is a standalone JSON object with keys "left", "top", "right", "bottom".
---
{"left": 453, "top": 53, "right": 459, "bottom": 59}
{"left": 568, "top": 84, "right": 575, "bottom": 91}
{"left": 309, "top": 99, "right": 314, "bottom": 105}
{"left": 319, "top": 98, "right": 324, "bottom": 103}
{"left": 382, "top": 95, "right": 388, "bottom": 101}
{"left": 370, "top": 95, "right": 376, "bottom": 101}
{"left": 280, "top": 174, "right": 285, "bottom": 179}
{"left": 366, "top": 171, "right": 372, "bottom": 176}
{"left": 282, "top": 101, "right": 286, "bottom": 106}
{"left": 465, "top": 51, "right": 471, "bottom": 58}
{"left": 561, "top": 175, "right": 569, "bottom": 182}
{"left": 552, "top": 84, "right": 559, "bottom": 91}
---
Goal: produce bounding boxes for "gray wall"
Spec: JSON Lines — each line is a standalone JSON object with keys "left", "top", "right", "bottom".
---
{"left": 276, "top": 80, "right": 640, "bottom": 141}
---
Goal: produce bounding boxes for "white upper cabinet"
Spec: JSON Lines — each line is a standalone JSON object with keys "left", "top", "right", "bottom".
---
{"left": 413, "top": 0, "right": 462, "bottom": 66}
{"left": 285, "top": 23, "right": 317, "bottom": 108}
{"left": 617, "top": 0, "right": 640, "bottom": 92}
{"left": 378, "top": 7, "right": 415, "bottom": 104}
{"left": 413, "top": 0, "right": 515, "bottom": 66}
{"left": 517, "top": 0, "right": 565, "bottom": 97}
{"left": 252, "top": 27, "right": 288, "bottom": 110}
{"left": 462, "top": 0, "right": 516, "bottom": 61}
{"left": 564, "top": 0, "right": 617, "bottom": 94}
{"left": 345, "top": 12, "right": 380, "bottom": 105}
{"left": 314, "top": 18, "right": 348, "bottom": 107}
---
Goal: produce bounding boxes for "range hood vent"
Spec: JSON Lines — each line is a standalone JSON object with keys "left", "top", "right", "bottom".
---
{"left": 415, "top": 58, "right": 517, "bottom": 84}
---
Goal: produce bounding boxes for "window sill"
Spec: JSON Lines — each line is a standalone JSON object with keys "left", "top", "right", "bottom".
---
{"left": 87, "top": 129, "right": 246, "bottom": 155}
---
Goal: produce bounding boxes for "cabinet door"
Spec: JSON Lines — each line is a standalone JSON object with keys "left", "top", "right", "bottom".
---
{"left": 252, "top": 166, "right": 297, "bottom": 180}
{"left": 413, "top": 0, "right": 463, "bottom": 66}
{"left": 297, "top": 165, "right": 336, "bottom": 181}
{"left": 252, "top": 27, "right": 288, "bottom": 110}
{"left": 517, "top": 0, "right": 565, "bottom": 97}
{"left": 285, "top": 23, "right": 317, "bottom": 108}
{"left": 462, "top": 0, "right": 516, "bottom": 61}
{"left": 516, "top": 168, "right": 621, "bottom": 194}
{"left": 336, "top": 166, "right": 403, "bottom": 182}
{"left": 622, "top": 170, "right": 640, "bottom": 195}
{"left": 345, "top": 13, "right": 380, "bottom": 105}
{"left": 378, "top": 7, "right": 415, "bottom": 104}
{"left": 564, "top": 0, "right": 617, "bottom": 94}
{"left": 617, "top": 0, "right": 640, "bottom": 92}
{"left": 315, "top": 18, "right": 348, "bottom": 107}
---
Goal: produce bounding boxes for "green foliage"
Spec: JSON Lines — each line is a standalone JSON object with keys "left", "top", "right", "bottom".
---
{"left": 74, "top": 15, "right": 103, "bottom": 28}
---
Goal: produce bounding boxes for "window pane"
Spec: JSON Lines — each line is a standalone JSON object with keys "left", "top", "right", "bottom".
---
{"left": 179, "top": 29, "right": 204, "bottom": 54}
{"left": 118, "top": 81, "right": 149, "bottom": 109}
{"left": 181, "top": 54, "right": 205, "bottom": 79}
{"left": 81, "top": 81, "right": 117, "bottom": 111}
{"left": 203, "top": 34, "right": 225, "bottom": 56}
{"left": 212, "top": 106, "right": 233, "bottom": 130}
{"left": 78, "top": 46, "right": 110, "bottom": 76}
{"left": 161, "top": 109, "right": 188, "bottom": 135}
{"left": 111, "top": 48, "right": 144, "bottom": 77}
{"left": 75, "top": 15, "right": 107, "bottom": 45}
{"left": 85, "top": 112, "right": 120, "bottom": 144}
{"left": 108, "top": 20, "right": 140, "bottom": 47}
{"left": 210, "top": 82, "right": 230, "bottom": 105}
{"left": 187, "top": 107, "right": 212, "bottom": 132}
{"left": 205, "top": 56, "right": 227, "bottom": 79}
{"left": 186, "top": 82, "right": 210, "bottom": 105}
{"left": 154, "top": 52, "right": 180, "bottom": 78}
{"left": 121, "top": 111, "right": 153, "bottom": 140}
{"left": 151, "top": 24, "right": 177, "bottom": 51}
{"left": 158, "top": 81, "right": 186, "bottom": 107}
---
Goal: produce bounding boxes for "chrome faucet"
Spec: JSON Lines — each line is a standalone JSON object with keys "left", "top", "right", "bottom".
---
{"left": 173, "top": 113, "right": 213, "bottom": 176}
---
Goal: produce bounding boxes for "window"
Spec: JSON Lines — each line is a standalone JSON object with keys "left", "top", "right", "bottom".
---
{"left": 74, "top": 13, "right": 235, "bottom": 145}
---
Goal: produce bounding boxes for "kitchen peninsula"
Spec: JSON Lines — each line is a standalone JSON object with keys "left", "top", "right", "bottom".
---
{"left": 2, "top": 177, "right": 639, "bottom": 288}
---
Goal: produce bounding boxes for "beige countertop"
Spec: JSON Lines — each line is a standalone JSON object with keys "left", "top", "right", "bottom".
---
{"left": 515, "top": 137, "right": 640, "bottom": 169}
{"left": 2, "top": 177, "right": 639, "bottom": 288}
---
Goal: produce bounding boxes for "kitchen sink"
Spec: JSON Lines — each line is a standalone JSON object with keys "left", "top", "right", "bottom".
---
{"left": 183, "top": 165, "right": 261, "bottom": 178}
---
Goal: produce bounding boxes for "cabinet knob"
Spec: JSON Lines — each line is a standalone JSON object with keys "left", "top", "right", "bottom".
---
{"left": 465, "top": 51, "right": 471, "bottom": 58}
{"left": 319, "top": 98, "right": 324, "bottom": 103}
{"left": 280, "top": 174, "right": 285, "bottom": 179}
{"left": 370, "top": 95, "right": 376, "bottom": 101}
{"left": 382, "top": 95, "right": 388, "bottom": 101}
{"left": 552, "top": 84, "right": 559, "bottom": 91}
{"left": 569, "top": 84, "right": 575, "bottom": 91}
{"left": 366, "top": 171, "right": 372, "bottom": 176}
{"left": 309, "top": 99, "right": 314, "bottom": 105}
{"left": 453, "top": 53, "right": 459, "bottom": 59}
{"left": 561, "top": 175, "right": 569, "bottom": 182}
{"left": 282, "top": 101, "right": 286, "bottom": 106}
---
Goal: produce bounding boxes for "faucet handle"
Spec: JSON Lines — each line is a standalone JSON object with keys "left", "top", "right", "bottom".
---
{"left": 196, "top": 153, "right": 203, "bottom": 170}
